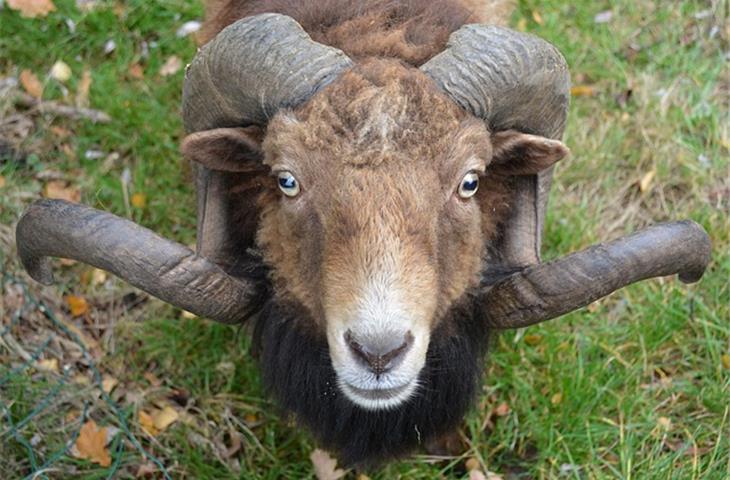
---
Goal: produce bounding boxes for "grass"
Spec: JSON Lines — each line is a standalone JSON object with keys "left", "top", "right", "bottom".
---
{"left": 1, "top": 0, "right": 728, "bottom": 478}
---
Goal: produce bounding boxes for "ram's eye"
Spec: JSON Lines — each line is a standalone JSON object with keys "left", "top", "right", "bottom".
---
{"left": 458, "top": 172, "right": 479, "bottom": 198}
{"left": 277, "top": 171, "right": 300, "bottom": 197}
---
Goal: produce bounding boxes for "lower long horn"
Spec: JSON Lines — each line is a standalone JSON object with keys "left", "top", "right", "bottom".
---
{"left": 482, "top": 221, "right": 711, "bottom": 329}
{"left": 16, "top": 200, "right": 256, "bottom": 324}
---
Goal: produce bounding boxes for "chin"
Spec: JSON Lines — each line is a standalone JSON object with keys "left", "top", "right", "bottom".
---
{"left": 252, "top": 294, "right": 490, "bottom": 467}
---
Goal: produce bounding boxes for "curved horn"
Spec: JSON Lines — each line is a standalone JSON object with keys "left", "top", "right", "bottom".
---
{"left": 16, "top": 200, "right": 258, "bottom": 324}
{"left": 482, "top": 221, "right": 712, "bottom": 329}
{"left": 182, "top": 13, "right": 354, "bottom": 132}
{"left": 421, "top": 26, "right": 570, "bottom": 267}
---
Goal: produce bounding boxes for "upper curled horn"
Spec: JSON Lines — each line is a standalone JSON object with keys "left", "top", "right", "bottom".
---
{"left": 421, "top": 26, "right": 570, "bottom": 267}
{"left": 183, "top": 13, "right": 354, "bottom": 133}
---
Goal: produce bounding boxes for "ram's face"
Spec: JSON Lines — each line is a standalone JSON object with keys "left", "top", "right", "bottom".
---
{"left": 257, "top": 61, "right": 491, "bottom": 409}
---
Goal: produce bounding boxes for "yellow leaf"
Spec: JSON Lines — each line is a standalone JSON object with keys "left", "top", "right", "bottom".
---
{"left": 0, "top": 175, "right": 5, "bottom": 188}
{"left": 139, "top": 410, "right": 159, "bottom": 436}
{"left": 152, "top": 406, "right": 179, "bottom": 431}
{"left": 74, "top": 420, "right": 111, "bottom": 467}
{"left": 639, "top": 169, "right": 656, "bottom": 192}
{"left": 722, "top": 353, "right": 730, "bottom": 370}
{"left": 551, "top": 392, "right": 563, "bottom": 405}
{"left": 8, "top": 0, "right": 56, "bottom": 18}
{"left": 181, "top": 310, "right": 197, "bottom": 319}
{"left": 66, "top": 295, "right": 89, "bottom": 316}
{"left": 570, "top": 85, "right": 595, "bottom": 97}
{"left": 43, "top": 180, "right": 80, "bottom": 203}
{"left": 657, "top": 416, "right": 672, "bottom": 430}
{"left": 524, "top": 334, "right": 542, "bottom": 346}
{"left": 92, "top": 268, "right": 108, "bottom": 285}
{"left": 131, "top": 192, "right": 146, "bottom": 209}
{"left": 50, "top": 60, "right": 71, "bottom": 82}
{"left": 76, "top": 69, "right": 92, "bottom": 108}
{"left": 19, "top": 69, "right": 43, "bottom": 98}
{"left": 310, "top": 448, "right": 347, "bottom": 480}
{"left": 532, "top": 10, "right": 544, "bottom": 25}
{"left": 516, "top": 18, "right": 527, "bottom": 32}
{"left": 159, "top": 56, "right": 182, "bottom": 77}
{"left": 37, "top": 358, "right": 59, "bottom": 372}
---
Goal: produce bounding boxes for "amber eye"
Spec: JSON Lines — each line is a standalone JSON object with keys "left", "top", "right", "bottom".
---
{"left": 277, "top": 171, "right": 300, "bottom": 197}
{"left": 458, "top": 172, "right": 479, "bottom": 198}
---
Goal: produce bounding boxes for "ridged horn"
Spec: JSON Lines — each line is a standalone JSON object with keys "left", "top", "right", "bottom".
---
{"left": 16, "top": 200, "right": 257, "bottom": 324}
{"left": 482, "top": 221, "right": 712, "bottom": 329}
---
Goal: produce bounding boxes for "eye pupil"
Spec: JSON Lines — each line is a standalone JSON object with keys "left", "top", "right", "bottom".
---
{"left": 458, "top": 172, "right": 480, "bottom": 198}
{"left": 277, "top": 171, "right": 300, "bottom": 197}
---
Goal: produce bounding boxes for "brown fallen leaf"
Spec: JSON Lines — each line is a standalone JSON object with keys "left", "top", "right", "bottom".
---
{"left": 570, "top": 85, "right": 595, "bottom": 97}
{"left": 465, "top": 457, "right": 481, "bottom": 471}
{"left": 20, "top": 69, "right": 43, "bottom": 98}
{"left": 65, "top": 295, "right": 89, "bottom": 316}
{"left": 37, "top": 358, "right": 59, "bottom": 372}
{"left": 494, "top": 402, "right": 510, "bottom": 417}
{"left": 159, "top": 56, "right": 182, "bottom": 77}
{"left": 102, "top": 374, "right": 118, "bottom": 394}
{"left": 310, "top": 448, "right": 346, "bottom": 480}
{"left": 128, "top": 63, "right": 145, "bottom": 80}
{"left": 43, "top": 180, "right": 80, "bottom": 202}
{"left": 8, "top": 0, "right": 56, "bottom": 18}
{"left": 143, "top": 371, "right": 162, "bottom": 387}
{"left": 0, "top": 176, "right": 5, "bottom": 188}
{"left": 74, "top": 420, "right": 111, "bottom": 467}
{"left": 76, "top": 69, "right": 92, "bottom": 108}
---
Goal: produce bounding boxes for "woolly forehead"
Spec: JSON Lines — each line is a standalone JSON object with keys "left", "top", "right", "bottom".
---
{"left": 262, "top": 59, "right": 492, "bottom": 171}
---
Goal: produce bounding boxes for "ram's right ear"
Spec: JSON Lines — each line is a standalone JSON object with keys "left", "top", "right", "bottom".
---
{"left": 181, "top": 126, "right": 264, "bottom": 172}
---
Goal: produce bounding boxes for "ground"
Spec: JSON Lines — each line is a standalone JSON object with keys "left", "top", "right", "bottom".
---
{"left": 0, "top": 0, "right": 728, "bottom": 478}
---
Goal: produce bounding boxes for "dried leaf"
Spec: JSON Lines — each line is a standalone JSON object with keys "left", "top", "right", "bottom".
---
{"left": 311, "top": 449, "right": 346, "bottom": 480}
{"left": 139, "top": 410, "right": 158, "bottom": 436}
{"left": 20, "top": 69, "right": 43, "bottom": 98}
{"left": 50, "top": 125, "right": 72, "bottom": 138}
{"left": 66, "top": 295, "right": 89, "bottom": 316}
{"left": 465, "top": 457, "right": 481, "bottom": 471}
{"left": 102, "top": 374, "right": 118, "bottom": 394}
{"left": 531, "top": 10, "right": 543, "bottom": 25}
{"left": 43, "top": 180, "right": 80, "bottom": 203}
{"left": 551, "top": 392, "right": 563, "bottom": 405}
{"left": 524, "top": 334, "right": 542, "bottom": 346}
{"left": 639, "top": 170, "right": 656, "bottom": 192}
{"left": 657, "top": 416, "right": 672, "bottom": 430}
{"left": 37, "top": 358, "right": 59, "bottom": 372}
{"left": 131, "top": 192, "right": 146, "bottom": 209}
{"left": 152, "top": 406, "right": 179, "bottom": 431}
{"left": 50, "top": 60, "right": 72, "bottom": 82}
{"left": 8, "top": 0, "right": 56, "bottom": 18}
{"left": 570, "top": 85, "right": 595, "bottom": 97}
{"left": 143, "top": 372, "right": 162, "bottom": 387}
{"left": 516, "top": 18, "right": 527, "bottom": 32}
{"left": 76, "top": 69, "right": 92, "bottom": 108}
{"left": 470, "top": 471, "right": 488, "bottom": 480}
{"left": 0, "top": 176, "right": 5, "bottom": 188}
{"left": 159, "top": 56, "right": 182, "bottom": 77}
{"left": 73, "top": 420, "right": 111, "bottom": 467}
{"left": 181, "top": 310, "right": 197, "bottom": 319}
{"left": 494, "top": 402, "right": 510, "bottom": 417}
{"left": 722, "top": 353, "right": 730, "bottom": 369}
{"left": 92, "top": 268, "right": 108, "bottom": 285}
{"left": 128, "top": 63, "right": 145, "bottom": 80}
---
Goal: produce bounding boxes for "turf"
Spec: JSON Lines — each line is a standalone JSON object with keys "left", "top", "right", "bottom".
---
{"left": 1, "top": 0, "right": 728, "bottom": 478}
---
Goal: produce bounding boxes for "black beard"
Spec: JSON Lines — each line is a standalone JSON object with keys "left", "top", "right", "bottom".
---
{"left": 250, "top": 293, "right": 491, "bottom": 467}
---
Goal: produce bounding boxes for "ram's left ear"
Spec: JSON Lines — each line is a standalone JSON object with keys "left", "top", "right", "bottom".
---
{"left": 489, "top": 130, "right": 569, "bottom": 176}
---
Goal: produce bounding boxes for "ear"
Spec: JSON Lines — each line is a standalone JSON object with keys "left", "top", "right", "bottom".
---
{"left": 181, "top": 126, "right": 265, "bottom": 172}
{"left": 489, "top": 130, "right": 569, "bottom": 176}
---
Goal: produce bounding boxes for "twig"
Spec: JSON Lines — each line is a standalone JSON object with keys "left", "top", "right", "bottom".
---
{"left": 13, "top": 92, "right": 111, "bottom": 123}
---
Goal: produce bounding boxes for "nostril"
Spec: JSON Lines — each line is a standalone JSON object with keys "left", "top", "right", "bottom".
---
{"left": 344, "top": 330, "right": 414, "bottom": 376}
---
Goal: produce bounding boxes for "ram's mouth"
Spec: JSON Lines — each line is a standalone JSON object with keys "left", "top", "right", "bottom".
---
{"left": 340, "top": 380, "right": 418, "bottom": 410}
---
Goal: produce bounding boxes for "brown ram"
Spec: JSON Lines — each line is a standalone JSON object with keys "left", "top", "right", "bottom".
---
{"left": 15, "top": 0, "right": 711, "bottom": 467}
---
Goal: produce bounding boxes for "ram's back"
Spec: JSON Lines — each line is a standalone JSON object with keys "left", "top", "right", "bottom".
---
{"left": 199, "top": 0, "right": 515, "bottom": 66}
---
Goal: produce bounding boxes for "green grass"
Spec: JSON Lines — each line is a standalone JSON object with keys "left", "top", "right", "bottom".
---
{"left": 1, "top": 0, "right": 728, "bottom": 478}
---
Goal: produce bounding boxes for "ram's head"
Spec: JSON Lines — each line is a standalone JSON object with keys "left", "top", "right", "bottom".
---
{"left": 16, "top": 14, "right": 710, "bottom": 465}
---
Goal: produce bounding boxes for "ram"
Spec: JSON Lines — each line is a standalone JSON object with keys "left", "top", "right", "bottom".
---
{"left": 15, "top": 0, "right": 710, "bottom": 467}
